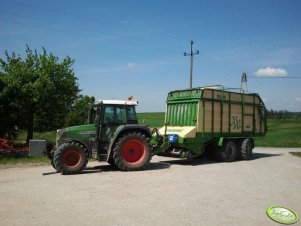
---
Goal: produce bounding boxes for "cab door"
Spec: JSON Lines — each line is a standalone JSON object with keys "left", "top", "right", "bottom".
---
{"left": 100, "top": 105, "right": 127, "bottom": 143}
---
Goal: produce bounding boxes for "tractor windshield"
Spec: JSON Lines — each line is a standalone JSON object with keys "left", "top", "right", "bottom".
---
{"left": 102, "top": 105, "right": 138, "bottom": 125}
{"left": 104, "top": 106, "right": 127, "bottom": 125}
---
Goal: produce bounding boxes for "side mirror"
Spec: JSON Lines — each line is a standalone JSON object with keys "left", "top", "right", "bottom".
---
{"left": 94, "top": 103, "right": 102, "bottom": 125}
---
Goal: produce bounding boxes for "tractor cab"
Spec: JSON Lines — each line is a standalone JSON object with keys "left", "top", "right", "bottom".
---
{"left": 93, "top": 100, "right": 140, "bottom": 156}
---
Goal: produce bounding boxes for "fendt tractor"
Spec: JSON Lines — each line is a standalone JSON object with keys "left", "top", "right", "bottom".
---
{"left": 48, "top": 99, "right": 152, "bottom": 174}
{"left": 48, "top": 85, "right": 267, "bottom": 174}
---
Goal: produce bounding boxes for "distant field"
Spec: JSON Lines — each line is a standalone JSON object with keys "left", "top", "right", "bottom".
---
{"left": 255, "top": 119, "right": 301, "bottom": 147}
{"left": 138, "top": 114, "right": 301, "bottom": 148}
{"left": 13, "top": 115, "right": 301, "bottom": 148}
{"left": 137, "top": 112, "right": 165, "bottom": 128}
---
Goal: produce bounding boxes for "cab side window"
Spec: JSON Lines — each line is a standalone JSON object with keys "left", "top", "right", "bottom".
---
{"left": 103, "top": 106, "right": 126, "bottom": 124}
{"left": 127, "top": 106, "right": 138, "bottom": 124}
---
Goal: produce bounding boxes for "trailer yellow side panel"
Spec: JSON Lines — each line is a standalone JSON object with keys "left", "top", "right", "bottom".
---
{"left": 197, "top": 89, "right": 266, "bottom": 136}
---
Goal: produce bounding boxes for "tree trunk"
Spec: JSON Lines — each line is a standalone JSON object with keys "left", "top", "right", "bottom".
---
{"left": 26, "top": 110, "right": 34, "bottom": 144}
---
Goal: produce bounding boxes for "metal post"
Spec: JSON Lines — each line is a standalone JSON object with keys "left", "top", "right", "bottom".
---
{"left": 184, "top": 41, "right": 199, "bottom": 89}
{"left": 240, "top": 73, "right": 248, "bottom": 93}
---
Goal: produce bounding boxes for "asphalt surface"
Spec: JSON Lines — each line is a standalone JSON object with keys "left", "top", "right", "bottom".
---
{"left": 0, "top": 147, "right": 300, "bottom": 226}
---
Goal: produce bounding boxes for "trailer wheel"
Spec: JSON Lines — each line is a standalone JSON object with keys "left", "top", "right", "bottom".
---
{"left": 215, "top": 140, "right": 238, "bottom": 162}
{"left": 53, "top": 142, "right": 88, "bottom": 175}
{"left": 238, "top": 139, "right": 253, "bottom": 160}
{"left": 113, "top": 132, "right": 151, "bottom": 171}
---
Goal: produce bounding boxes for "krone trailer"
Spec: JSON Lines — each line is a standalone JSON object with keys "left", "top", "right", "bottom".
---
{"left": 152, "top": 85, "right": 267, "bottom": 161}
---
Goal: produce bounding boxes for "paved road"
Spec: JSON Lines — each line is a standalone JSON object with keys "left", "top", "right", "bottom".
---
{"left": 0, "top": 148, "right": 300, "bottom": 226}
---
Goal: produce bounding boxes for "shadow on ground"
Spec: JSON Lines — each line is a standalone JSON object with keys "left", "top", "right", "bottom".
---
{"left": 78, "top": 161, "right": 171, "bottom": 175}
{"left": 160, "top": 152, "right": 282, "bottom": 166}
{"left": 252, "top": 152, "right": 282, "bottom": 160}
{"left": 160, "top": 157, "right": 217, "bottom": 166}
{"left": 43, "top": 152, "right": 282, "bottom": 175}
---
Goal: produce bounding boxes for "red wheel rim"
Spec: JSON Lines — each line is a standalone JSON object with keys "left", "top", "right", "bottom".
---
{"left": 63, "top": 149, "right": 81, "bottom": 167}
{"left": 121, "top": 139, "right": 146, "bottom": 164}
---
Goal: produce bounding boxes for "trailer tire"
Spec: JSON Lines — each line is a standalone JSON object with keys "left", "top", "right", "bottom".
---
{"left": 238, "top": 139, "right": 253, "bottom": 160}
{"left": 53, "top": 142, "right": 88, "bottom": 175}
{"left": 113, "top": 132, "right": 152, "bottom": 171}
{"left": 215, "top": 140, "right": 238, "bottom": 162}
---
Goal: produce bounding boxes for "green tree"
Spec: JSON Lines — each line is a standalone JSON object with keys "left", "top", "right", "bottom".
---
{"left": 0, "top": 46, "right": 80, "bottom": 143}
{"left": 0, "top": 76, "right": 21, "bottom": 139}
{"left": 65, "top": 95, "right": 95, "bottom": 127}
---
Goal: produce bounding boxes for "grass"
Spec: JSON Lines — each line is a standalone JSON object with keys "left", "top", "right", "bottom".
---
{"left": 2, "top": 114, "right": 300, "bottom": 166}
{"left": 255, "top": 119, "right": 301, "bottom": 147}
{"left": 137, "top": 114, "right": 301, "bottom": 147}
{"left": 14, "top": 131, "right": 56, "bottom": 143}
{"left": 11, "top": 115, "right": 301, "bottom": 148}
{"left": 0, "top": 156, "right": 49, "bottom": 166}
{"left": 289, "top": 152, "right": 301, "bottom": 158}
{"left": 137, "top": 112, "right": 165, "bottom": 128}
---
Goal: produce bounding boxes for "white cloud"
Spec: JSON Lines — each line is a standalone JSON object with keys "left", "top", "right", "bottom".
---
{"left": 127, "top": 63, "right": 137, "bottom": 68}
{"left": 254, "top": 67, "right": 288, "bottom": 77}
{"left": 295, "top": 98, "right": 301, "bottom": 103}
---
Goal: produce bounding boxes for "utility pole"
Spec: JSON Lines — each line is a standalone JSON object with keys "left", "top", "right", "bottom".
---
{"left": 240, "top": 73, "right": 248, "bottom": 93}
{"left": 184, "top": 41, "right": 199, "bottom": 89}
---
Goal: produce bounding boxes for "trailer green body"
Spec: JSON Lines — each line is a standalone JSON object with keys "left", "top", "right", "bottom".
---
{"left": 152, "top": 86, "right": 267, "bottom": 158}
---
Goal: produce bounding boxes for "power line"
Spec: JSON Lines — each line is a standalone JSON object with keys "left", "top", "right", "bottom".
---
{"left": 7, "top": 0, "right": 190, "bottom": 47}
{"left": 0, "top": 10, "right": 182, "bottom": 54}
{"left": 248, "top": 76, "right": 301, "bottom": 78}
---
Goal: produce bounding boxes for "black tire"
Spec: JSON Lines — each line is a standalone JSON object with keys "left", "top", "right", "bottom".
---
{"left": 50, "top": 159, "right": 57, "bottom": 170}
{"left": 45, "top": 143, "right": 57, "bottom": 171}
{"left": 215, "top": 140, "right": 238, "bottom": 162}
{"left": 53, "top": 142, "right": 88, "bottom": 175}
{"left": 107, "top": 158, "right": 116, "bottom": 168}
{"left": 238, "top": 139, "right": 253, "bottom": 160}
{"left": 112, "top": 132, "right": 152, "bottom": 171}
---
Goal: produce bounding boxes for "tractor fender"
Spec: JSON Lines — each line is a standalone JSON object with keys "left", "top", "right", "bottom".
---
{"left": 106, "top": 124, "right": 151, "bottom": 162}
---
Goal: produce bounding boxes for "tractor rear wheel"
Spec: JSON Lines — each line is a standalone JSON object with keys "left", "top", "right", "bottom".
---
{"left": 53, "top": 142, "right": 88, "bottom": 175}
{"left": 108, "top": 158, "right": 116, "bottom": 168}
{"left": 113, "top": 132, "right": 151, "bottom": 171}
{"left": 238, "top": 139, "right": 253, "bottom": 160}
{"left": 215, "top": 140, "right": 238, "bottom": 162}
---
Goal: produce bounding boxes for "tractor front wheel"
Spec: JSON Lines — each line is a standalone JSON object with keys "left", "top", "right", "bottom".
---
{"left": 45, "top": 142, "right": 57, "bottom": 171}
{"left": 53, "top": 142, "right": 88, "bottom": 175}
{"left": 113, "top": 132, "right": 151, "bottom": 171}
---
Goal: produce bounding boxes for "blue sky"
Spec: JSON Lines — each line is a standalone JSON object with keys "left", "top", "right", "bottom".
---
{"left": 1, "top": 0, "right": 301, "bottom": 112}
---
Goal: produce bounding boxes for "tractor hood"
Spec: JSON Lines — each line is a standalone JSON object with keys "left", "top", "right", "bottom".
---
{"left": 67, "top": 124, "right": 96, "bottom": 136}
{"left": 56, "top": 124, "right": 96, "bottom": 147}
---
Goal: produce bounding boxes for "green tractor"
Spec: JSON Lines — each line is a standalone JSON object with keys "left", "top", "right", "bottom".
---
{"left": 48, "top": 99, "right": 152, "bottom": 174}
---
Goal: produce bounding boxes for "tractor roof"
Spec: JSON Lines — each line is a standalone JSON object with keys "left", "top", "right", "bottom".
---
{"left": 98, "top": 100, "right": 138, "bottom": 106}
